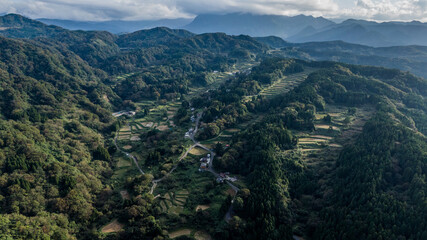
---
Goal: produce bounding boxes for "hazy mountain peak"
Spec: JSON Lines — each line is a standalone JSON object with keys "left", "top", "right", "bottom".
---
{"left": 184, "top": 12, "right": 334, "bottom": 38}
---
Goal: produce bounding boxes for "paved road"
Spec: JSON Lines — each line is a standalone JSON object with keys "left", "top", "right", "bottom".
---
{"left": 114, "top": 126, "right": 144, "bottom": 174}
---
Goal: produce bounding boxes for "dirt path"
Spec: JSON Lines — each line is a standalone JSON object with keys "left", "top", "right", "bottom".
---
{"left": 114, "top": 126, "right": 144, "bottom": 174}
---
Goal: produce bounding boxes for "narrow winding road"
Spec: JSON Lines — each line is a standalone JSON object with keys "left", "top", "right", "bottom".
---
{"left": 114, "top": 126, "right": 144, "bottom": 174}
{"left": 116, "top": 110, "right": 239, "bottom": 220}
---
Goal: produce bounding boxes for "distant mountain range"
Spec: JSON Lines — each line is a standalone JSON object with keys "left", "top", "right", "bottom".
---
{"left": 2, "top": 13, "right": 427, "bottom": 78}
{"left": 289, "top": 19, "right": 427, "bottom": 47}
{"left": 183, "top": 13, "right": 335, "bottom": 38}
{"left": 256, "top": 36, "right": 427, "bottom": 78}
{"left": 37, "top": 18, "right": 193, "bottom": 34}
{"left": 3, "top": 12, "right": 426, "bottom": 47}
{"left": 185, "top": 13, "right": 427, "bottom": 47}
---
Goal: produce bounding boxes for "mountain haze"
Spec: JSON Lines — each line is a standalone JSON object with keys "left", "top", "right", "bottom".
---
{"left": 38, "top": 18, "right": 193, "bottom": 34}
{"left": 184, "top": 13, "right": 334, "bottom": 38}
{"left": 288, "top": 19, "right": 427, "bottom": 47}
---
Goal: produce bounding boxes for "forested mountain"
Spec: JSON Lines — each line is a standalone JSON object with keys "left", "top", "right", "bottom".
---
{"left": 0, "top": 15, "right": 267, "bottom": 239}
{"left": 0, "top": 35, "right": 121, "bottom": 239}
{"left": 38, "top": 18, "right": 193, "bottom": 34}
{"left": 258, "top": 39, "right": 427, "bottom": 79}
{"left": 183, "top": 13, "right": 427, "bottom": 47}
{"left": 190, "top": 58, "right": 427, "bottom": 239}
{"left": 116, "top": 27, "right": 194, "bottom": 48}
{"left": 0, "top": 13, "right": 426, "bottom": 240}
{"left": 0, "top": 14, "right": 66, "bottom": 38}
{"left": 184, "top": 13, "right": 334, "bottom": 38}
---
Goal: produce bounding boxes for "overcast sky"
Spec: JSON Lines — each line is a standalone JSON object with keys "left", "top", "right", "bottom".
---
{"left": 0, "top": 0, "right": 426, "bottom": 22}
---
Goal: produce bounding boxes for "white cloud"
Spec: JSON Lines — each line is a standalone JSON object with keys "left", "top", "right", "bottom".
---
{"left": 0, "top": 0, "right": 426, "bottom": 21}
{"left": 340, "top": 0, "right": 427, "bottom": 21}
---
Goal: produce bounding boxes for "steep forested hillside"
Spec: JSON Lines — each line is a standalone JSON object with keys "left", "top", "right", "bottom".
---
{"left": 190, "top": 58, "right": 427, "bottom": 239}
{"left": 0, "top": 14, "right": 426, "bottom": 240}
{"left": 0, "top": 36, "right": 125, "bottom": 239}
{"left": 0, "top": 14, "right": 65, "bottom": 38}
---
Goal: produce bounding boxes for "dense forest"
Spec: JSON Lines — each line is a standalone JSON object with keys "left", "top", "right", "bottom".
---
{"left": 0, "top": 13, "right": 426, "bottom": 240}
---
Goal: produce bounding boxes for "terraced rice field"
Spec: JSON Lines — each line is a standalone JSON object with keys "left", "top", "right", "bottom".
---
{"left": 259, "top": 70, "right": 314, "bottom": 99}
{"left": 158, "top": 190, "right": 190, "bottom": 214}
{"left": 189, "top": 147, "right": 209, "bottom": 156}
{"left": 195, "top": 205, "right": 210, "bottom": 211}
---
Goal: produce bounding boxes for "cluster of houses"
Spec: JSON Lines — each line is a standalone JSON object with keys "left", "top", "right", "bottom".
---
{"left": 185, "top": 127, "right": 194, "bottom": 138}
{"left": 199, "top": 154, "right": 211, "bottom": 171}
{"left": 112, "top": 110, "right": 136, "bottom": 118}
{"left": 216, "top": 172, "right": 237, "bottom": 183}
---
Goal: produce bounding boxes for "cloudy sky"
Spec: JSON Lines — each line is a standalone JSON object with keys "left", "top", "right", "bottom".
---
{"left": 0, "top": 0, "right": 426, "bottom": 22}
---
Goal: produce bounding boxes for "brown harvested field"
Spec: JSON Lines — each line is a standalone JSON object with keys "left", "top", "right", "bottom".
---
{"left": 118, "top": 135, "right": 130, "bottom": 140}
{"left": 141, "top": 122, "right": 154, "bottom": 127}
{"left": 157, "top": 125, "right": 170, "bottom": 131}
{"left": 195, "top": 231, "right": 212, "bottom": 240}
{"left": 164, "top": 193, "right": 171, "bottom": 200}
{"left": 176, "top": 190, "right": 189, "bottom": 195}
{"left": 117, "top": 158, "right": 131, "bottom": 168}
{"left": 160, "top": 201, "right": 168, "bottom": 211}
{"left": 130, "top": 136, "right": 140, "bottom": 141}
{"left": 195, "top": 205, "right": 210, "bottom": 211}
{"left": 175, "top": 196, "right": 188, "bottom": 205}
{"left": 169, "top": 120, "right": 176, "bottom": 126}
{"left": 165, "top": 199, "right": 173, "bottom": 208}
{"left": 300, "top": 149, "right": 322, "bottom": 152}
{"left": 220, "top": 134, "right": 232, "bottom": 138}
{"left": 174, "top": 200, "right": 185, "bottom": 206}
{"left": 169, "top": 229, "right": 192, "bottom": 239}
{"left": 315, "top": 114, "right": 327, "bottom": 120}
{"left": 175, "top": 196, "right": 188, "bottom": 203}
{"left": 299, "top": 141, "right": 320, "bottom": 145}
{"left": 225, "top": 188, "right": 237, "bottom": 196}
{"left": 315, "top": 125, "right": 340, "bottom": 130}
{"left": 311, "top": 135, "right": 333, "bottom": 139}
{"left": 120, "top": 126, "right": 131, "bottom": 132}
{"left": 329, "top": 143, "right": 343, "bottom": 148}
{"left": 226, "top": 128, "right": 240, "bottom": 132}
{"left": 299, "top": 138, "right": 328, "bottom": 142}
{"left": 120, "top": 190, "right": 130, "bottom": 200}
{"left": 189, "top": 147, "right": 209, "bottom": 156}
{"left": 123, "top": 145, "right": 132, "bottom": 150}
{"left": 101, "top": 219, "right": 124, "bottom": 233}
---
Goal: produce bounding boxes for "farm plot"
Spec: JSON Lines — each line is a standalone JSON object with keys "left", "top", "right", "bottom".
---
{"left": 101, "top": 219, "right": 124, "bottom": 233}
{"left": 157, "top": 190, "right": 190, "bottom": 214}
{"left": 258, "top": 69, "right": 315, "bottom": 99}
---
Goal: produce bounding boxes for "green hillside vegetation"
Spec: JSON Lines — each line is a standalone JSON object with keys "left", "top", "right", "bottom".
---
{"left": 204, "top": 59, "right": 427, "bottom": 239}
{"left": 0, "top": 37, "right": 120, "bottom": 239}
{"left": 0, "top": 14, "right": 426, "bottom": 240}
